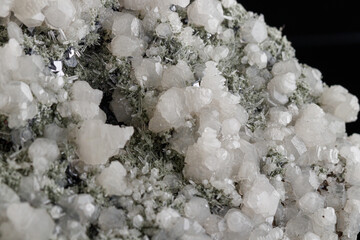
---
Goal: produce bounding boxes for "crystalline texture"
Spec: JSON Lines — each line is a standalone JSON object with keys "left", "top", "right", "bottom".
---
{"left": 112, "top": 13, "right": 144, "bottom": 38}
{"left": 111, "top": 35, "right": 146, "bottom": 58}
{"left": 58, "top": 81, "right": 104, "bottom": 121}
{"left": 76, "top": 120, "right": 134, "bottom": 165}
{"left": 320, "top": 85, "right": 360, "bottom": 122}
{"left": 241, "top": 16, "right": 268, "bottom": 43}
{"left": 187, "top": 0, "right": 224, "bottom": 34}
{"left": 156, "top": 208, "right": 181, "bottom": 229}
{"left": 243, "top": 175, "right": 280, "bottom": 219}
{"left": 7, "top": 22, "right": 24, "bottom": 44}
{"left": 149, "top": 88, "right": 188, "bottom": 133}
{"left": 99, "top": 207, "right": 126, "bottom": 231}
{"left": 12, "top": 0, "right": 48, "bottom": 27}
{"left": 1, "top": 202, "right": 54, "bottom": 240}
{"left": 267, "top": 73, "right": 297, "bottom": 104}
{"left": 225, "top": 209, "right": 253, "bottom": 237}
{"left": 28, "top": 138, "right": 60, "bottom": 174}
{"left": 184, "top": 127, "right": 232, "bottom": 182}
{"left": 161, "top": 60, "right": 194, "bottom": 90}
{"left": 295, "top": 103, "right": 336, "bottom": 147}
{"left": 184, "top": 197, "right": 211, "bottom": 224}
{"left": 340, "top": 145, "right": 360, "bottom": 186}
{"left": 298, "top": 192, "right": 325, "bottom": 214}
{"left": 43, "top": 0, "right": 76, "bottom": 28}
{"left": 97, "top": 161, "right": 132, "bottom": 196}
{"left": 134, "top": 58, "right": 163, "bottom": 89}
{"left": 272, "top": 59, "right": 302, "bottom": 79}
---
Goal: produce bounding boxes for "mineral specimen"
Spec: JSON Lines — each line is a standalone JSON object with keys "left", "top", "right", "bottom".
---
{"left": 1, "top": 0, "right": 360, "bottom": 239}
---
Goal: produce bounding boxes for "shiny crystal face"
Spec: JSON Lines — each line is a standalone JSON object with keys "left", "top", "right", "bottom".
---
{"left": 0, "top": 0, "right": 360, "bottom": 239}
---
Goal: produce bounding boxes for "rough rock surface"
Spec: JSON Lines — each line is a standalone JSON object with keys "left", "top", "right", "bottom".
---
{"left": 0, "top": 0, "right": 360, "bottom": 239}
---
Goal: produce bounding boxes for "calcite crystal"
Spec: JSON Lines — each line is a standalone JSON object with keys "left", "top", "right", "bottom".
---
{"left": 1, "top": 0, "right": 360, "bottom": 239}
{"left": 96, "top": 161, "right": 132, "bottom": 196}
{"left": 76, "top": 120, "right": 134, "bottom": 165}
{"left": 0, "top": 202, "right": 54, "bottom": 240}
{"left": 28, "top": 138, "right": 60, "bottom": 174}
{"left": 187, "top": 0, "right": 224, "bottom": 34}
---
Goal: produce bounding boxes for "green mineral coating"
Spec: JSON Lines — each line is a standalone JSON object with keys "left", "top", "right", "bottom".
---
{"left": 288, "top": 80, "right": 318, "bottom": 106}
{"left": 264, "top": 148, "right": 289, "bottom": 178}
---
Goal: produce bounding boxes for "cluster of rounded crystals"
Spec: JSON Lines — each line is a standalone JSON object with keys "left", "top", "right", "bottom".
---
{"left": 132, "top": 1, "right": 360, "bottom": 240}
{"left": 1, "top": 0, "right": 360, "bottom": 239}
{"left": 0, "top": 0, "right": 103, "bottom": 42}
{"left": 0, "top": 36, "right": 66, "bottom": 128}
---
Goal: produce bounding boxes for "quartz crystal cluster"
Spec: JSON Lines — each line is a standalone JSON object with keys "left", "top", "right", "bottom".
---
{"left": 1, "top": 0, "right": 360, "bottom": 239}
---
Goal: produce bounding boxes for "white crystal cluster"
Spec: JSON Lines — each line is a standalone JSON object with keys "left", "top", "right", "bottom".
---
{"left": 1, "top": 0, "right": 360, "bottom": 239}
{"left": 0, "top": 36, "right": 66, "bottom": 128}
{"left": 0, "top": 0, "right": 103, "bottom": 42}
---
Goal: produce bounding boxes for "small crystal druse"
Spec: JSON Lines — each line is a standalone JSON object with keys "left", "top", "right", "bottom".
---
{"left": 1, "top": 0, "right": 360, "bottom": 239}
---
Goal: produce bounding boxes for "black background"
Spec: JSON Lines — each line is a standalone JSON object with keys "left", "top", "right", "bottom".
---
{"left": 238, "top": 0, "right": 360, "bottom": 135}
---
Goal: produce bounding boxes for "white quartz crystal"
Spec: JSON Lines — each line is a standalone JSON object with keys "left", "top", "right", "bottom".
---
{"left": 7, "top": 22, "right": 24, "bottom": 44}
{"left": 272, "top": 59, "right": 302, "bottom": 79}
{"left": 28, "top": 138, "right": 60, "bottom": 174}
{"left": 269, "top": 108, "right": 292, "bottom": 126}
{"left": 187, "top": 0, "right": 224, "bottom": 34}
{"left": 156, "top": 207, "right": 181, "bottom": 229}
{"left": 267, "top": 73, "right": 297, "bottom": 104}
{"left": 241, "top": 16, "right": 268, "bottom": 43}
{"left": 134, "top": 58, "right": 163, "bottom": 89}
{"left": 76, "top": 120, "right": 134, "bottom": 165}
{"left": 63, "top": 194, "right": 97, "bottom": 223}
{"left": 340, "top": 145, "right": 360, "bottom": 186}
{"left": 184, "top": 127, "right": 232, "bottom": 181}
{"left": 0, "top": 183, "right": 20, "bottom": 221}
{"left": 0, "top": 0, "right": 14, "bottom": 17}
{"left": 1, "top": 81, "right": 38, "bottom": 128}
{"left": 301, "top": 67, "right": 323, "bottom": 96}
{"left": 298, "top": 192, "right": 325, "bottom": 214}
{"left": 249, "top": 224, "right": 284, "bottom": 240}
{"left": 58, "top": 81, "right": 104, "bottom": 121}
{"left": 149, "top": 87, "right": 188, "bottom": 133}
{"left": 43, "top": 0, "right": 76, "bottom": 28}
{"left": 72, "top": 81, "right": 103, "bottom": 104}
{"left": 243, "top": 175, "right": 280, "bottom": 219}
{"left": 98, "top": 207, "right": 125, "bottom": 231}
{"left": 110, "top": 13, "right": 146, "bottom": 58}
{"left": 221, "top": 0, "right": 237, "bottom": 8}
{"left": 111, "top": 36, "right": 146, "bottom": 58}
{"left": 311, "top": 207, "right": 337, "bottom": 237}
{"left": 184, "top": 197, "right": 211, "bottom": 224}
{"left": 112, "top": 13, "right": 144, "bottom": 38}
{"left": 1, "top": 202, "right": 54, "bottom": 240}
{"left": 97, "top": 161, "right": 132, "bottom": 196}
{"left": 156, "top": 23, "right": 173, "bottom": 38}
{"left": 225, "top": 209, "right": 253, "bottom": 237}
{"left": 245, "top": 43, "right": 268, "bottom": 69}
{"left": 295, "top": 103, "right": 336, "bottom": 147}
{"left": 320, "top": 85, "right": 359, "bottom": 122}
{"left": 0, "top": 39, "right": 40, "bottom": 128}
{"left": 12, "top": 0, "right": 48, "bottom": 27}
{"left": 161, "top": 60, "right": 194, "bottom": 90}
